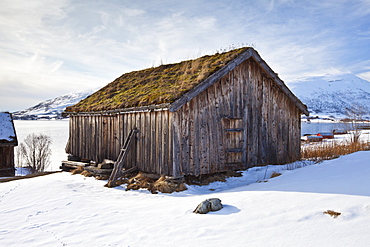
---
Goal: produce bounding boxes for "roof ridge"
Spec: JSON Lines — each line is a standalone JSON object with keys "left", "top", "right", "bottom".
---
{"left": 65, "top": 47, "right": 250, "bottom": 113}
{"left": 64, "top": 47, "right": 308, "bottom": 115}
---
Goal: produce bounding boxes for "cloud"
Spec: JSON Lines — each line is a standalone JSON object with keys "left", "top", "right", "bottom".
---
{"left": 1, "top": 0, "right": 370, "bottom": 111}
{"left": 0, "top": 0, "right": 155, "bottom": 110}
{"left": 357, "top": 71, "right": 370, "bottom": 82}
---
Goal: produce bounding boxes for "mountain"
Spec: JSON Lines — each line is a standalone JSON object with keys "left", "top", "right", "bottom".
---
{"left": 287, "top": 73, "right": 370, "bottom": 119}
{"left": 13, "top": 88, "right": 98, "bottom": 120}
{"left": 13, "top": 73, "right": 370, "bottom": 120}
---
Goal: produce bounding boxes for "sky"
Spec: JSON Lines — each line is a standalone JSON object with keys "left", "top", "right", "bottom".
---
{"left": 1, "top": 0, "right": 370, "bottom": 111}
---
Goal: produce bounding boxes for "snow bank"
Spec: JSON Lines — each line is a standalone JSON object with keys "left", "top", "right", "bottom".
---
{"left": 0, "top": 152, "right": 369, "bottom": 246}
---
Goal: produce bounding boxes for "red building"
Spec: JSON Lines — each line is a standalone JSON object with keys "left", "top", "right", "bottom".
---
{"left": 317, "top": 132, "right": 334, "bottom": 139}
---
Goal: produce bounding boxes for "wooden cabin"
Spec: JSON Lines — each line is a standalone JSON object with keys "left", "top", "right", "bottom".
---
{"left": 64, "top": 47, "right": 309, "bottom": 177}
{"left": 0, "top": 112, "right": 18, "bottom": 176}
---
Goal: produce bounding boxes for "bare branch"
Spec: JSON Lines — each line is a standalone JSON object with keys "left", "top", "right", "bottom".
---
{"left": 18, "top": 133, "right": 52, "bottom": 173}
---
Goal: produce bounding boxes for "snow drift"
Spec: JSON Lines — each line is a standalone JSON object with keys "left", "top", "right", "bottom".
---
{"left": 0, "top": 151, "right": 369, "bottom": 246}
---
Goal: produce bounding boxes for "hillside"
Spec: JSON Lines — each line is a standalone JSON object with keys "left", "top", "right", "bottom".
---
{"left": 1, "top": 151, "right": 370, "bottom": 246}
{"left": 13, "top": 73, "right": 370, "bottom": 120}
{"left": 12, "top": 88, "right": 98, "bottom": 120}
{"left": 288, "top": 73, "right": 370, "bottom": 119}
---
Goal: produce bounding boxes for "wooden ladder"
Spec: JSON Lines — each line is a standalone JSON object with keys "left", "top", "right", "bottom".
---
{"left": 222, "top": 117, "right": 245, "bottom": 169}
{"left": 105, "top": 128, "right": 138, "bottom": 188}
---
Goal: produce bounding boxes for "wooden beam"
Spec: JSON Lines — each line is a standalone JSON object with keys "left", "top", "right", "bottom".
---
{"left": 63, "top": 104, "right": 171, "bottom": 117}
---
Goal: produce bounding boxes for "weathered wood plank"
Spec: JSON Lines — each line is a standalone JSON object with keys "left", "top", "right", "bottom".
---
{"left": 178, "top": 102, "right": 189, "bottom": 175}
{"left": 168, "top": 111, "right": 173, "bottom": 175}
{"left": 150, "top": 111, "right": 156, "bottom": 173}
{"left": 156, "top": 111, "right": 162, "bottom": 174}
{"left": 206, "top": 83, "right": 217, "bottom": 173}
{"left": 241, "top": 61, "right": 249, "bottom": 168}
{"left": 198, "top": 91, "right": 210, "bottom": 175}
{"left": 162, "top": 111, "right": 169, "bottom": 175}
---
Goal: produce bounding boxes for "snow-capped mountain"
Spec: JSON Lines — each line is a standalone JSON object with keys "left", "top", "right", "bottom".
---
{"left": 13, "top": 88, "right": 98, "bottom": 120}
{"left": 13, "top": 73, "right": 370, "bottom": 120}
{"left": 287, "top": 73, "right": 370, "bottom": 119}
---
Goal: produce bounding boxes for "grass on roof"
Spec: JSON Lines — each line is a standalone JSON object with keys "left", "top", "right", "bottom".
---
{"left": 65, "top": 47, "right": 249, "bottom": 112}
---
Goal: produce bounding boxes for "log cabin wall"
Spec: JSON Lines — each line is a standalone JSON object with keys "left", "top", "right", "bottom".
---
{"left": 66, "top": 57, "right": 302, "bottom": 177}
{"left": 66, "top": 110, "right": 174, "bottom": 175}
{"left": 172, "top": 58, "right": 301, "bottom": 176}
{"left": 0, "top": 146, "right": 15, "bottom": 176}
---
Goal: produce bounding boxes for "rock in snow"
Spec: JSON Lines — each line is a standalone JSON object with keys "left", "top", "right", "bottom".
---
{"left": 193, "top": 198, "right": 223, "bottom": 214}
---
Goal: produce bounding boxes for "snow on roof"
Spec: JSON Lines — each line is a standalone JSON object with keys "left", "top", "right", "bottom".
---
{"left": 0, "top": 112, "right": 17, "bottom": 145}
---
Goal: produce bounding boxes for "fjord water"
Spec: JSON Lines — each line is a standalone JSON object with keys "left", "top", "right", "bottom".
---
{"left": 301, "top": 121, "right": 343, "bottom": 135}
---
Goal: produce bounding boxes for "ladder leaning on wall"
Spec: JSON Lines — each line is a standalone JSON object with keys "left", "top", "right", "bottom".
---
{"left": 105, "top": 128, "right": 138, "bottom": 188}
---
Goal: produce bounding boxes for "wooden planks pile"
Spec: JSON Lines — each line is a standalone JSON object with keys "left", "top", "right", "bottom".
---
{"left": 60, "top": 160, "right": 90, "bottom": 171}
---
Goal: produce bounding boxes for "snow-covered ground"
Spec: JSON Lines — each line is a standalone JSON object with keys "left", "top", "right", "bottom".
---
{"left": 1, "top": 151, "right": 369, "bottom": 246}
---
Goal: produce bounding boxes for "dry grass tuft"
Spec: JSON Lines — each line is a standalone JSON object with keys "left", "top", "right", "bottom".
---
{"left": 301, "top": 141, "right": 370, "bottom": 161}
{"left": 71, "top": 166, "right": 84, "bottom": 175}
{"left": 124, "top": 172, "right": 187, "bottom": 194}
{"left": 149, "top": 176, "right": 187, "bottom": 194}
{"left": 126, "top": 172, "right": 156, "bottom": 190}
{"left": 270, "top": 172, "right": 282, "bottom": 178}
{"left": 70, "top": 166, "right": 93, "bottom": 177}
{"left": 95, "top": 175, "right": 110, "bottom": 180}
{"left": 323, "top": 210, "right": 341, "bottom": 218}
{"left": 81, "top": 170, "right": 93, "bottom": 177}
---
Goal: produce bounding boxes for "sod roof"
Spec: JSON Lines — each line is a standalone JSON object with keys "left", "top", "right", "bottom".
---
{"left": 65, "top": 47, "right": 250, "bottom": 113}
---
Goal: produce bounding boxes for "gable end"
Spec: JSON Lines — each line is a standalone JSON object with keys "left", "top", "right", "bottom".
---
{"left": 169, "top": 48, "right": 309, "bottom": 116}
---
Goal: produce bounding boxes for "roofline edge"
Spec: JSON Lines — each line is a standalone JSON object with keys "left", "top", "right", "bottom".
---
{"left": 169, "top": 48, "right": 254, "bottom": 112}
